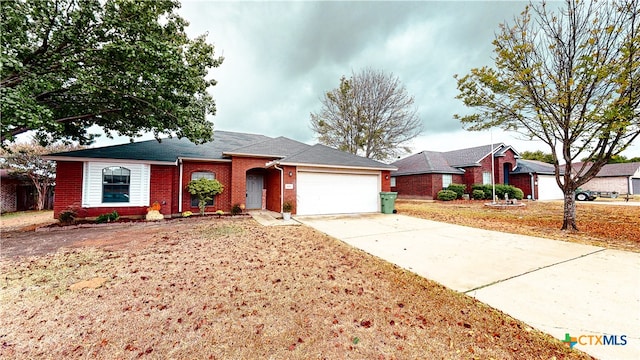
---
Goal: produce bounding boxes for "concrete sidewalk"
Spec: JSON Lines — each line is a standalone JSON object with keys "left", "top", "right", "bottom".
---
{"left": 297, "top": 213, "right": 640, "bottom": 360}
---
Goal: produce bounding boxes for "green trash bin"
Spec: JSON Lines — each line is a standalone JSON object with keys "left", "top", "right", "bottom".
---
{"left": 380, "top": 192, "right": 398, "bottom": 214}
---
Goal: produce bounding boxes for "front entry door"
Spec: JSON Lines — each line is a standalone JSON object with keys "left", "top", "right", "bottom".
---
{"left": 246, "top": 174, "right": 264, "bottom": 209}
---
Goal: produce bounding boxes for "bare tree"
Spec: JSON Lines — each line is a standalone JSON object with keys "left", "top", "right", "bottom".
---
{"left": 310, "top": 68, "right": 423, "bottom": 161}
{"left": 455, "top": 0, "right": 639, "bottom": 231}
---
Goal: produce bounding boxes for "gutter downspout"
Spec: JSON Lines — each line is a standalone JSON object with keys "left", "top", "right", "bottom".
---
{"left": 274, "top": 163, "right": 284, "bottom": 213}
{"left": 178, "top": 159, "right": 184, "bottom": 213}
{"left": 529, "top": 172, "right": 535, "bottom": 200}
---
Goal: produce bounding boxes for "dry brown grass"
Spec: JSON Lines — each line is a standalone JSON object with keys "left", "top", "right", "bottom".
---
{"left": 396, "top": 200, "right": 640, "bottom": 252}
{"left": 0, "top": 217, "right": 592, "bottom": 359}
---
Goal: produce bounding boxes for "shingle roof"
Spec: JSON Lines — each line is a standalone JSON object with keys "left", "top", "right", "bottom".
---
{"left": 391, "top": 151, "right": 464, "bottom": 175}
{"left": 442, "top": 143, "right": 503, "bottom": 167}
{"left": 512, "top": 159, "right": 560, "bottom": 175}
{"left": 391, "top": 143, "right": 516, "bottom": 175}
{"left": 47, "top": 131, "right": 270, "bottom": 163}
{"left": 224, "top": 136, "right": 311, "bottom": 158}
{"left": 46, "top": 130, "right": 395, "bottom": 170}
{"left": 279, "top": 144, "right": 396, "bottom": 170}
{"left": 594, "top": 162, "right": 640, "bottom": 177}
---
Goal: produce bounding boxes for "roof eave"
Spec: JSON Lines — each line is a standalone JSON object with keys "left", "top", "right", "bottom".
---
{"left": 222, "top": 152, "right": 283, "bottom": 158}
{"left": 278, "top": 161, "right": 397, "bottom": 171}
{"left": 43, "top": 155, "right": 177, "bottom": 166}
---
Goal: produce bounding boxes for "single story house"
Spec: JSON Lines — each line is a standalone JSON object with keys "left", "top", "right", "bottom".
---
{"left": 577, "top": 162, "right": 640, "bottom": 195}
{"left": 44, "top": 131, "right": 396, "bottom": 219}
{"left": 510, "top": 159, "right": 565, "bottom": 200}
{"left": 390, "top": 143, "right": 519, "bottom": 199}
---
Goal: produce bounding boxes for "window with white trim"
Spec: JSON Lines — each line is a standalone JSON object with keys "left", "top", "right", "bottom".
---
{"left": 442, "top": 174, "right": 452, "bottom": 188}
{"left": 190, "top": 171, "right": 215, "bottom": 207}
{"left": 82, "top": 162, "right": 150, "bottom": 207}
{"left": 102, "top": 166, "right": 130, "bottom": 203}
{"left": 390, "top": 177, "right": 396, "bottom": 187}
{"left": 483, "top": 172, "right": 492, "bottom": 185}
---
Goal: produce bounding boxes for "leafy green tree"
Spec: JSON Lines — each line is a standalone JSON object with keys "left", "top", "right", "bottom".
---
{"left": 1, "top": 0, "right": 222, "bottom": 145}
{"left": 0, "top": 140, "right": 82, "bottom": 210}
{"left": 520, "top": 150, "right": 555, "bottom": 164}
{"left": 455, "top": 0, "right": 639, "bottom": 231}
{"left": 310, "top": 68, "right": 422, "bottom": 161}
{"left": 186, "top": 178, "right": 223, "bottom": 215}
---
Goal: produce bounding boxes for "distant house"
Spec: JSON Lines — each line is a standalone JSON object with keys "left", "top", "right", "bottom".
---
{"left": 578, "top": 162, "right": 640, "bottom": 195}
{"left": 390, "top": 144, "right": 519, "bottom": 199}
{"left": 0, "top": 169, "right": 53, "bottom": 212}
{"left": 510, "top": 159, "right": 564, "bottom": 200}
{"left": 44, "top": 131, "right": 396, "bottom": 219}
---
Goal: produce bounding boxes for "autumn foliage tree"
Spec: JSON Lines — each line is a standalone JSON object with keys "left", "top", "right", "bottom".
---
{"left": 310, "top": 68, "right": 422, "bottom": 161}
{"left": 455, "top": 0, "right": 639, "bottom": 231}
{"left": 1, "top": 140, "right": 82, "bottom": 210}
{"left": 1, "top": 0, "right": 222, "bottom": 145}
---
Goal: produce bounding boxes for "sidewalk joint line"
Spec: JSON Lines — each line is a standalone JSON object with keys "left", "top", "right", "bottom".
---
{"left": 463, "top": 248, "right": 607, "bottom": 294}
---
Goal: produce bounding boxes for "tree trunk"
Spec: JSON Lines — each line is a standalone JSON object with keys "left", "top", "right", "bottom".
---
{"left": 561, "top": 191, "right": 578, "bottom": 231}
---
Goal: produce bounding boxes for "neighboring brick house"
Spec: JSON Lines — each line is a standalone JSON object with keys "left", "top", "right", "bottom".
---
{"left": 45, "top": 131, "right": 396, "bottom": 219}
{"left": 510, "top": 159, "right": 565, "bottom": 200}
{"left": 0, "top": 169, "right": 49, "bottom": 212}
{"left": 577, "top": 162, "right": 640, "bottom": 195}
{"left": 390, "top": 144, "right": 519, "bottom": 199}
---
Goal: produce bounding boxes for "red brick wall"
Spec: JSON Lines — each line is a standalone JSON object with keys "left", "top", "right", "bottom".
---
{"left": 282, "top": 165, "right": 297, "bottom": 214}
{"left": 230, "top": 157, "right": 275, "bottom": 210}
{"left": 149, "top": 165, "right": 176, "bottom": 215}
{"left": 510, "top": 173, "right": 534, "bottom": 199}
{"left": 265, "top": 169, "right": 281, "bottom": 212}
{"left": 381, "top": 171, "right": 391, "bottom": 192}
{"left": 181, "top": 162, "right": 232, "bottom": 213}
{"left": 393, "top": 173, "right": 435, "bottom": 198}
{"left": 1, "top": 179, "right": 19, "bottom": 213}
{"left": 53, "top": 161, "right": 84, "bottom": 218}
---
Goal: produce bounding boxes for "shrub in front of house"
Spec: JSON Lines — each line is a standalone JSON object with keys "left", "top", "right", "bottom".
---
{"left": 472, "top": 189, "right": 485, "bottom": 200}
{"left": 96, "top": 211, "right": 119, "bottom": 223}
{"left": 437, "top": 189, "right": 457, "bottom": 201}
{"left": 471, "top": 184, "right": 524, "bottom": 200}
{"left": 446, "top": 184, "right": 466, "bottom": 199}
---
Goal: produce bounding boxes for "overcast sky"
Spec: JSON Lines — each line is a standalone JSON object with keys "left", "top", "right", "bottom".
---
{"left": 97, "top": 0, "right": 640, "bottom": 159}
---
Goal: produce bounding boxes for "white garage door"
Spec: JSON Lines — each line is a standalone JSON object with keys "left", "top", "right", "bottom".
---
{"left": 537, "top": 175, "right": 564, "bottom": 200}
{"left": 297, "top": 171, "right": 380, "bottom": 215}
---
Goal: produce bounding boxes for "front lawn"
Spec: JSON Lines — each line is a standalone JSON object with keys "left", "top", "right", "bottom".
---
{"left": 396, "top": 199, "right": 640, "bottom": 252}
{"left": 0, "top": 218, "right": 591, "bottom": 359}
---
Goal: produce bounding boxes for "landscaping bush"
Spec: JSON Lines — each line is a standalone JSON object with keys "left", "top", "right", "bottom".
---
{"left": 446, "top": 184, "right": 466, "bottom": 199}
{"left": 437, "top": 189, "right": 457, "bottom": 201}
{"left": 96, "top": 211, "right": 119, "bottom": 224}
{"left": 472, "top": 189, "right": 485, "bottom": 200}
{"left": 58, "top": 209, "right": 77, "bottom": 225}
{"left": 187, "top": 178, "right": 224, "bottom": 215}
{"left": 231, "top": 204, "right": 243, "bottom": 215}
{"left": 471, "top": 184, "right": 524, "bottom": 200}
{"left": 472, "top": 184, "right": 492, "bottom": 200}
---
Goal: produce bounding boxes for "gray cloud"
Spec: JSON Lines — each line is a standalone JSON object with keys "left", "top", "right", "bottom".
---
{"left": 135, "top": 1, "right": 638, "bottom": 158}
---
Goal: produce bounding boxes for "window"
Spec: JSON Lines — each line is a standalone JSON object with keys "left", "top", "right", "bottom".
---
{"left": 102, "top": 167, "right": 130, "bottom": 203}
{"left": 190, "top": 171, "right": 215, "bottom": 207}
{"left": 390, "top": 177, "right": 396, "bottom": 187}
{"left": 483, "top": 172, "right": 492, "bottom": 185}
{"left": 442, "top": 174, "right": 452, "bottom": 188}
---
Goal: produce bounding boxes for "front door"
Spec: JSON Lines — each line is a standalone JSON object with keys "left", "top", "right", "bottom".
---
{"left": 246, "top": 174, "right": 264, "bottom": 209}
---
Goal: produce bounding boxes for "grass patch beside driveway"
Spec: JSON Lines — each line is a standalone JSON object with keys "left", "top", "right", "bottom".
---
{"left": 0, "top": 218, "right": 591, "bottom": 359}
{"left": 396, "top": 199, "right": 640, "bottom": 252}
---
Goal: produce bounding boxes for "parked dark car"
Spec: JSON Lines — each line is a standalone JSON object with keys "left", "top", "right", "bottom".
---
{"left": 575, "top": 189, "right": 597, "bottom": 201}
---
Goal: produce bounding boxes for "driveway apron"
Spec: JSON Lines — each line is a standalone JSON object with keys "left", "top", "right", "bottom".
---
{"left": 297, "top": 213, "right": 640, "bottom": 360}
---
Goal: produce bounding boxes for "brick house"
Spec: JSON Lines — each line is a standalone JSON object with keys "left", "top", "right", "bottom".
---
{"left": 510, "top": 159, "right": 565, "bottom": 200}
{"left": 576, "top": 162, "right": 640, "bottom": 195}
{"left": 45, "top": 131, "right": 396, "bottom": 219}
{"left": 390, "top": 144, "right": 519, "bottom": 199}
{"left": 0, "top": 169, "right": 53, "bottom": 212}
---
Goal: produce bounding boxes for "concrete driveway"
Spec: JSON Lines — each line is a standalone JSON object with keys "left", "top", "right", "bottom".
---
{"left": 297, "top": 213, "right": 640, "bottom": 360}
